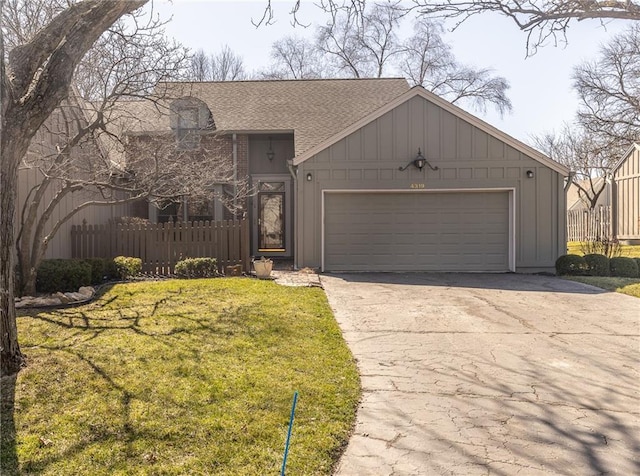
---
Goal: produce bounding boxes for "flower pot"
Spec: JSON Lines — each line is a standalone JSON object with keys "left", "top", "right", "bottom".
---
{"left": 253, "top": 259, "right": 273, "bottom": 279}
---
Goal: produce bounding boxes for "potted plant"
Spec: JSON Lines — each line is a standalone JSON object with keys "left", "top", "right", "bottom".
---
{"left": 253, "top": 256, "right": 273, "bottom": 279}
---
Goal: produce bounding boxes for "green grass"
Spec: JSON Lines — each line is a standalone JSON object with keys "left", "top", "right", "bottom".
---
{"left": 567, "top": 241, "right": 640, "bottom": 258}
{"left": 563, "top": 276, "right": 640, "bottom": 298}
{"left": 6, "top": 279, "right": 360, "bottom": 475}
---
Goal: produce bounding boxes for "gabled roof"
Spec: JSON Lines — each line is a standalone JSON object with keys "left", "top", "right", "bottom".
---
{"left": 292, "top": 86, "right": 570, "bottom": 175}
{"left": 117, "top": 78, "right": 410, "bottom": 156}
{"left": 611, "top": 142, "right": 640, "bottom": 173}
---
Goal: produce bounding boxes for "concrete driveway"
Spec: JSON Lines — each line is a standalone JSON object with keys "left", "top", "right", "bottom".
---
{"left": 321, "top": 273, "right": 640, "bottom": 476}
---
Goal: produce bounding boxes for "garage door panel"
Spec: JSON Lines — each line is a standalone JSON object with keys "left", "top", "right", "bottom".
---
{"left": 324, "top": 192, "right": 510, "bottom": 272}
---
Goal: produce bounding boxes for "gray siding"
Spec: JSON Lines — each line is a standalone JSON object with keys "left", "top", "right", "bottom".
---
{"left": 248, "top": 134, "right": 294, "bottom": 175}
{"left": 295, "top": 95, "right": 566, "bottom": 272}
{"left": 17, "top": 167, "right": 130, "bottom": 259}
{"left": 614, "top": 147, "right": 640, "bottom": 240}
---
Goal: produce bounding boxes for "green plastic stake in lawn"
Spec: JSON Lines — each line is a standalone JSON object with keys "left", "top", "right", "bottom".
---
{"left": 281, "top": 391, "right": 299, "bottom": 476}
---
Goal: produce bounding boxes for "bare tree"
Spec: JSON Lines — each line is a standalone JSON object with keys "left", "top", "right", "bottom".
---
{"left": 189, "top": 48, "right": 211, "bottom": 81}
{"left": 408, "top": 0, "right": 640, "bottom": 54}
{"left": 398, "top": 18, "right": 512, "bottom": 114}
{"left": 260, "top": 35, "right": 326, "bottom": 79}
{"left": 188, "top": 45, "right": 247, "bottom": 81}
{"left": 5, "top": 1, "right": 190, "bottom": 300}
{"left": 533, "top": 125, "right": 619, "bottom": 210}
{"left": 1, "top": 0, "right": 150, "bottom": 376}
{"left": 209, "top": 44, "right": 247, "bottom": 81}
{"left": 573, "top": 24, "right": 640, "bottom": 148}
{"left": 317, "top": 1, "right": 403, "bottom": 78}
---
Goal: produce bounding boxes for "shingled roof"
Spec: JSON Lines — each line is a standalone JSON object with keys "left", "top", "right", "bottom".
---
{"left": 117, "top": 78, "right": 409, "bottom": 156}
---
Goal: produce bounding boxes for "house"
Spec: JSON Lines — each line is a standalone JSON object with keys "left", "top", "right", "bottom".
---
{"left": 29, "top": 78, "right": 570, "bottom": 273}
{"left": 116, "top": 79, "right": 568, "bottom": 273}
{"left": 611, "top": 143, "right": 640, "bottom": 244}
{"left": 566, "top": 177, "right": 610, "bottom": 212}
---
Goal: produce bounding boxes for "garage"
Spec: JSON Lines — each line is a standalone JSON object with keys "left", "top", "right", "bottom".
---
{"left": 294, "top": 87, "right": 569, "bottom": 274}
{"left": 323, "top": 190, "right": 512, "bottom": 272}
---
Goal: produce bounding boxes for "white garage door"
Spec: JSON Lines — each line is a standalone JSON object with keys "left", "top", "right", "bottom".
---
{"left": 324, "top": 191, "right": 511, "bottom": 272}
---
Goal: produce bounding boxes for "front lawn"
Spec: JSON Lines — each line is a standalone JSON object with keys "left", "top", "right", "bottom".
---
{"left": 563, "top": 276, "right": 640, "bottom": 298}
{"left": 567, "top": 241, "right": 640, "bottom": 258}
{"left": 4, "top": 279, "right": 359, "bottom": 475}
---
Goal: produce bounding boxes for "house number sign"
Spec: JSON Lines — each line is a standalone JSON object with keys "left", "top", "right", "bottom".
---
{"left": 410, "top": 183, "right": 425, "bottom": 189}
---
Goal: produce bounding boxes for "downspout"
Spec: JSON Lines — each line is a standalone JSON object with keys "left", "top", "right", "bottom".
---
{"left": 563, "top": 172, "right": 574, "bottom": 253}
{"left": 287, "top": 159, "right": 298, "bottom": 269}
{"left": 607, "top": 170, "right": 615, "bottom": 239}
{"left": 286, "top": 158, "right": 297, "bottom": 180}
{"left": 232, "top": 133, "right": 238, "bottom": 216}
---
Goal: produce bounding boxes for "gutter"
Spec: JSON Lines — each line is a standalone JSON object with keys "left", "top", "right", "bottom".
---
{"left": 232, "top": 133, "right": 238, "bottom": 215}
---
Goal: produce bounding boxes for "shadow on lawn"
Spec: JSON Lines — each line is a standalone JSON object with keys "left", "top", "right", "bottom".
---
{"left": 13, "top": 292, "right": 256, "bottom": 472}
{"left": 1, "top": 374, "right": 18, "bottom": 476}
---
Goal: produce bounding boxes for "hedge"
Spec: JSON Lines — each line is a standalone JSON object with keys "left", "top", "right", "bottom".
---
{"left": 609, "top": 257, "right": 639, "bottom": 278}
{"left": 36, "top": 259, "right": 92, "bottom": 293}
{"left": 174, "top": 257, "right": 218, "bottom": 279}
{"left": 555, "top": 254, "right": 587, "bottom": 276}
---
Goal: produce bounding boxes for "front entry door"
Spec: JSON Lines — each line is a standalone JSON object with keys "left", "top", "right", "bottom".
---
{"left": 252, "top": 177, "right": 292, "bottom": 257}
{"left": 258, "top": 185, "right": 285, "bottom": 251}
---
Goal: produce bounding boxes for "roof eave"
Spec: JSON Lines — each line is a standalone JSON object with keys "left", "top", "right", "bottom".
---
{"left": 611, "top": 142, "right": 640, "bottom": 173}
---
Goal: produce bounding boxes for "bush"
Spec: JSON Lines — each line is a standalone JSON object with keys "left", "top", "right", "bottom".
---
{"left": 103, "top": 259, "right": 119, "bottom": 281}
{"left": 635, "top": 258, "right": 640, "bottom": 274}
{"left": 83, "top": 258, "right": 106, "bottom": 285}
{"left": 609, "top": 257, "right": 639, "bottom": 278}
{"left": 174, "top": 258, "right": 219, "bottom": 279}
{"left": 555, "top": 254, "right": 588, "bottom": 276}
{"left": 36, "top": 259, "right": 92, "bottom": 293}
{"left": 113, "top": 256, "right": 142, "bottom": 279}
{"left": 583, "top": 254, "right": 610, "bottom": 277}
{"left": 580, "top": 238, "right": 622, "bottom": 258}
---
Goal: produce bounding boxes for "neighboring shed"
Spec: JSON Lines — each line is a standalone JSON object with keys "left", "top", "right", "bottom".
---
{"left": 612, "top": 143, "right": 640, "bottom": 244}
{"left": 293, "top": 86, "right": 569, "bottom": 273}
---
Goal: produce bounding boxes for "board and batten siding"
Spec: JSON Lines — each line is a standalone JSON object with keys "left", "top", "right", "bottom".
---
{"left": 613, "top": 146, "right": 640, "bottom": 241}
{"left": 17, "top": 167, "right": 130, "bottom": 259}
{"left": 295, "top": 94, "right": 566, "bottom": 272}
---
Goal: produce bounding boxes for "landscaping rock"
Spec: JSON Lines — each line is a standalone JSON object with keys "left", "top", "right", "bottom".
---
{"left": 64, "top": 292, "right": 85, "bottom": 301}
{"left": 15, "top": 286, "right": 96, "bottom": 308}
{"left": 16, "top": 296, "right": 63, "bottom": 308}
{"left": 78, "top": 286, "right": 95, "bottom": 298}
{"left": 55, "top": 292, "right": 73, "bottom": 304}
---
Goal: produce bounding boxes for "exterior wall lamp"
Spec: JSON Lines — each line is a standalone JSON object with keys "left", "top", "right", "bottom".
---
{"left": 526, "top": 170, "right": 535, "bottom": 178}
{"left": 399, "top": 148, "right": 439, "bottom": 171}
{"left": 266, "top": 136, "right": 275, "bottom": 161}
{"left": 306, "top": 173, "right": 313, "bottom": 181}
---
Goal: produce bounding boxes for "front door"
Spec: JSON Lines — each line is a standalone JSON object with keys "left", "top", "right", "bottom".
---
{"left": 252, "top": 177, "right": 292, "bottom": 258}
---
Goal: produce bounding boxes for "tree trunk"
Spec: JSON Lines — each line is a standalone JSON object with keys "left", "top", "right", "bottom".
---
{"left": 1, "top": 0, "right": 149, "bottom": 377}
{"left": 22, "top": 269, "right": 37, "bottom": 298}
{"left": 1, "top": 139, "right": 25, "bottom": 376}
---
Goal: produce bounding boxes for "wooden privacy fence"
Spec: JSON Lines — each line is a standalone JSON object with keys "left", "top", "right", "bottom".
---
{"left": 71, "top": 220, "right": 250, "bottom": 275}
{"left": 567, "top": 206, "right": 611, "bottom": 242}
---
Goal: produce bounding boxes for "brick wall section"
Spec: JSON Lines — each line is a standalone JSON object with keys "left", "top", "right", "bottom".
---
{"left": 127, "top": 131, "right": 250, "bottom": 220}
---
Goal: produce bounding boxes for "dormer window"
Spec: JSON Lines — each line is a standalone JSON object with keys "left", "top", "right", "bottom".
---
{"left": 176, "top": 107, "right": 200, "bottom": 150}
{"left": 170, "top": 98, "right": 214, "bottom": 150}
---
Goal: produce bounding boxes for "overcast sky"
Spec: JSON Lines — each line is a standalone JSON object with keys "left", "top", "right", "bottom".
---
{"left": 153, "top": 0, "right": 633, "bottom": 146}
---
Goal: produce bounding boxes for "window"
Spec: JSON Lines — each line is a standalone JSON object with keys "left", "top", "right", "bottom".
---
{"left": 176, "top": 106, "right": 200, "bottom": 150}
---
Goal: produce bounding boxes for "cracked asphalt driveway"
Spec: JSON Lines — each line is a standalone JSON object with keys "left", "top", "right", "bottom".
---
{"left": 321, "top": 273, "right": 640, "bottom": 476}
